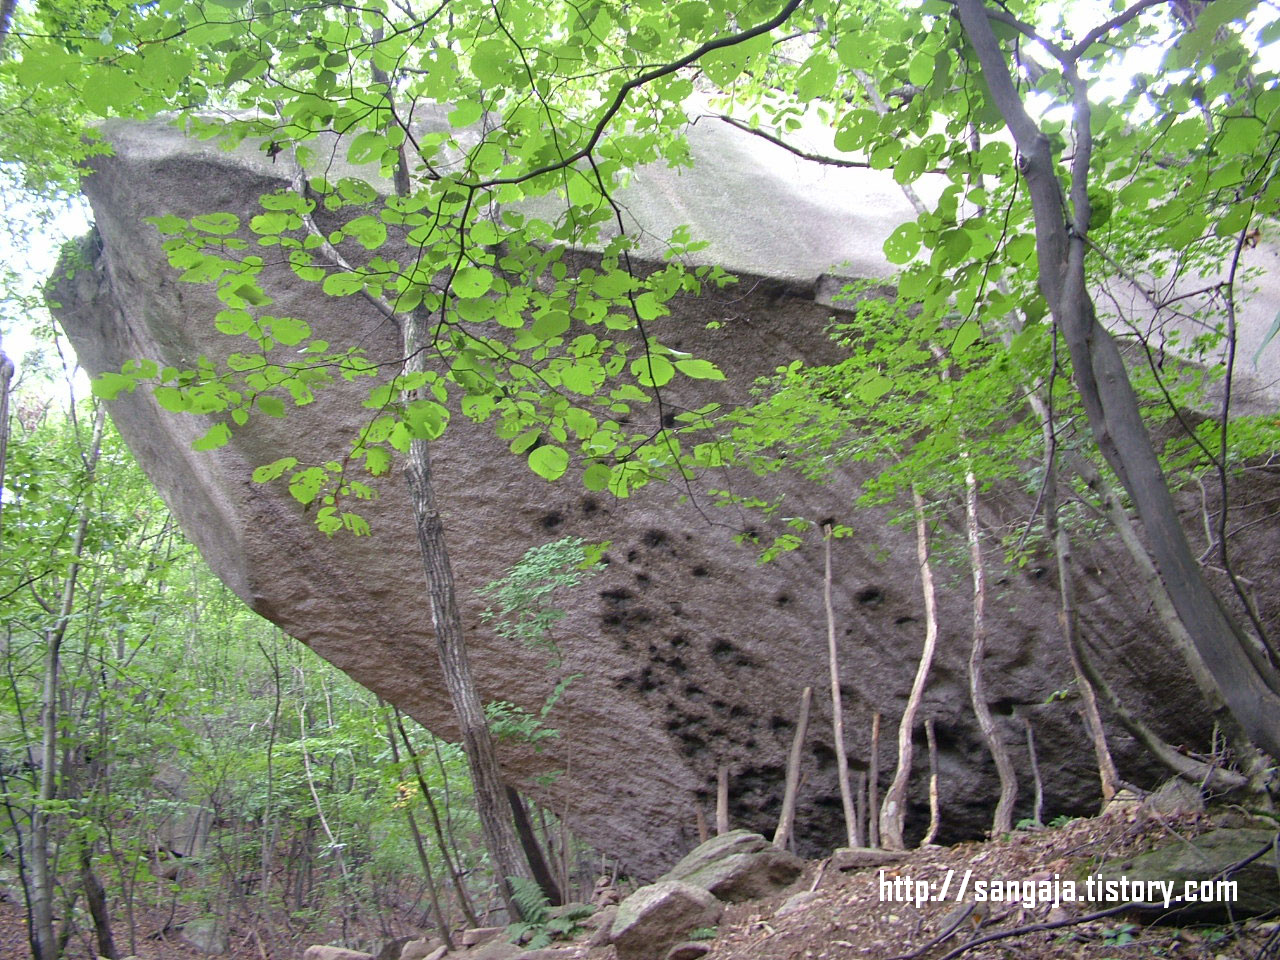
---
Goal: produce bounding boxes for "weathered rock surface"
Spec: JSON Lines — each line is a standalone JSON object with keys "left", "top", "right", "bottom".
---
{"left": 1096, "top": 827, "right": 1280, "bottom": 921}
{"left": 50, "top": 117, "right": 1280, "bottom": 877}
{"left": 661, "top": 830, "right": 801, "bottom": 902}
{"left": 302, "top": 947, "right": 375, "bottom": 960}
{"left": 393, "top": 938, "right": 440, "bottom": 960}
{"left": 832, "top": 847, "right": 909, "bottom": 871}
{"left": 180, "top": 918, "right": 229, "bottom": 955}
{"left": 610, "top": 881, "right": 723, "bottom": 960}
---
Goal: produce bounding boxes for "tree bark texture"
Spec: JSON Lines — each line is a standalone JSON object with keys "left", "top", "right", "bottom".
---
{"left": 822, "top": 527, "right": 858, "bottom": 848}
{"left": 963, "top": 458, "right": 1017, "bottom": 835}
{"left": 773, "top": 686, "right": 812, "bottom": 850}
{"left": 403, "top": 310, "right": 534, "bottom": 918}
{"left": 955, "top": 0, "right": 1280, "bottom": 759}
{"left": 879, "top": 488, "right": 940, "bottom": 850}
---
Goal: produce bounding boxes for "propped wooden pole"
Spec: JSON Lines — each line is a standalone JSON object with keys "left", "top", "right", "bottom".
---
{"left": 773, "top": 686, "right": 812, "bottom": 849}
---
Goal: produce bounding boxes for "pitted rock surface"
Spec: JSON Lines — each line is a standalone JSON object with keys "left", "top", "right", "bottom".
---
{"left": 50, "top": 116, "right": 1280, "bottom": 877}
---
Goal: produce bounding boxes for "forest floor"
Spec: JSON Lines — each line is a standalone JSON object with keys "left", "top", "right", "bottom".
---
{"left": 1, "top": 799, "right": 1276, "bottom": 959}
{"left": 705, "top": 801, "right": 1278, "bottom": 960}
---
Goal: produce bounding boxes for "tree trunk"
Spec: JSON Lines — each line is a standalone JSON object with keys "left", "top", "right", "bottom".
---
{"left": 716, "top": 764, "right": 730, "bottom": 835}
{"left": 963, "top": 457, "right": 1017, "bottom": 835}
{"left": 923, "top": 719, "right": 940, "bottom": 846}
{"left": 81, "top": 847, "right": 117, "bottom": 960}
{"left": 773, "top": 686, "right": 812, "bottom": 850}
{"left": 821, "top": 527, "right": 858, "bottom": 848}
{"left": 956, "top": 0, "right": 1280, "bottom": 759}
{"left": 867, "top": 712, "right": 881, "bottom": 847}
{"left": 506, "top": 787, "right": 562, "bottom": 906}
{"left": 0, "top": 339, "right": 13, "bottom": 537}
{"left": 394, "top": 715, "right": 478, "bottom": 927}
{"left": 383, "top": 712, "right": 454, "bottom": 949}
{"left": 29, "top": 407, "right": 106, "bottom": 960}
{"left": 879, "top": 488, "right": 940, "bottom": 850}
{"left": 403, "top": 312, "right": 534, "bottom": 917}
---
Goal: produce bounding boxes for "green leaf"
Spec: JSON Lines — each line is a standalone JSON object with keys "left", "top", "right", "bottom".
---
{"left": 257, "top": 395, "right": 286, "bottom": 417}
{"left": 91, "top": 372, "right": 138, "bottom": 399}
{"left": 449, "top": 100, "right": 483, "bottom": 128}
{"left": 631, "top": 355, "right": 674, "bottom": 387}
{"left": 190, "top": 212, "right": 239, "bottom": 235}
{"left": 323, "top": 273, "right": 365, "bottom": 296}
{"left": 192, "top": 422, "right": 233, "bottom": 451}
{"left": 884, "top": 222, "right": 922, "bottom": 264}
{"left": 452, "top": 266, "right": 493, "bottom": 299}
{"left": 675, "top": 358, "right": 725, "bottom": 380}
{"left": 365, "top": 446, "right": 392, "bottom": 475}
{"left": 252, "top": 457, "right": 299, "bottom": 483}
{"left": 531, "top": 311, "right": 570, "bottom": 340}
{"left": 404, "top": 400, "right": 448, "bottom": 440}
{"left": 528, "top": 445, "right": 569, "bottom": 481}
{"left": 289, "top": 466, "right": 327, "bottom": 505}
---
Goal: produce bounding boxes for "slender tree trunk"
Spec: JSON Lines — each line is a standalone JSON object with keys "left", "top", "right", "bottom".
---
{"left": 867, "top": 712, "right": 881, "bottom": 847}
{"left": 1022, "top": 715, "right": 1044, "bottom": 827}
{"left": 956, "top": 0, "right": 1280, "bottom": 759}
{"left": 402, "top": 312, "right": 534, "bottom": 918}
{"left": 1027, "top": 395, "right": 1121, "bottom": 802}
{"left": 29, "top": 407, "right": 105, "bottom": 960}
{"left": 506, "top": 787, "right": 562, "bottom": 906}
{"left": 773, "top": 686, "right": 812, "bottom": 850}
{"left": 0, "top": 339, "right": 13, "bottom": 537}
{"left": 880, "top": 488, "right": 940, "bottom": 850}
{"left": 383, "top": 713, "right": 454, "bottom": 950}
{"left": 821, "top": 527, "right": 858, "bottom": 848}
{"left": 715, "top": 764, "right": 729, "bottom": 835}
{"left": 1068, "top": 451, "right": 1268, "bottom": 784}
{"left": 81, "top": 847, "right": 117, "bottom": 960}
{"left": 1073, "top": 632, "right": 1247, "bottom": 790}
{"left": 923, "top": 719, "right": 940, "bottom": 846}
{"left": 395, "top": 714, "right": 479, "bottom": 927}
{"left": 962, "top": 456, "right": 1017, "bottom": 835}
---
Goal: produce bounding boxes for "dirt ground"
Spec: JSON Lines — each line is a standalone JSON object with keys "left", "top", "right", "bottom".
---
{"left": 2, "top": 801, "right": 1277, "bottom": 960}
{"left": 706, "top": 803, "right": 1279, "bottom": 960}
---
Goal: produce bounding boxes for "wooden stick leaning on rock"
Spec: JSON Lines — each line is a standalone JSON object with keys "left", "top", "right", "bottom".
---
{"left": 773, "top": 686, "right": 812, "bottom": 849}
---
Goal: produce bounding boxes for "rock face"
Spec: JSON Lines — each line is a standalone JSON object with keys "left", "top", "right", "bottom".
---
{"left": 49, "top": 117, "right": 1280, "bottom": 877}
{"left": 660, "top": 830, "right": 802, "bottom": 902}
{"left": 610, "top": 882, "right": 722, "bottom": 960}
{"left": 1096, "top": 827, "right": 1280, "bottom": 921}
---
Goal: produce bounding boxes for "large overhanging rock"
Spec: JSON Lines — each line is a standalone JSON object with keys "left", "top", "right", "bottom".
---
{"left": 49, "top": 114, "right": 1275, "bottom": 877}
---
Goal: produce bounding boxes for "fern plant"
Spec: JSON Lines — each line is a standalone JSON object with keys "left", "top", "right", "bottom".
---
{"left": 506, "top": 876, "right": 594, "bottom": 948}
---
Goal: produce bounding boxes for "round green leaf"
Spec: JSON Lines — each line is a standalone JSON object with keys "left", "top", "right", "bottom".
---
{"left": 528, "top": 445, "right": 569, "bottom": 481}
{"left": 452, "top": 266, "right": 493, "bottom": 299}
{"left": 884, "top": 222, "right": 922, "bottom": 264}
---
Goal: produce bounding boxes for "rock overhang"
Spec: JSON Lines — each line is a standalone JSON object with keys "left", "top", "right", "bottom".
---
{"left": 46, "top": 110, "right": 1278, "bottom": 877}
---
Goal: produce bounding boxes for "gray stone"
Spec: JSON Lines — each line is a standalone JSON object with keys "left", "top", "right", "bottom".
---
{"left": 832, "top": 847, "right": 909, "bottom": 871}
{"left": 611, "top": 882, "right": 723, "bottom": 960}
{"left": 513, "top": 949, "right": 587, "bottom": 960}
{"left": 374, "top": 936, "right": 417, "bottom": 960}
{"left": 1141, "top": 778, "right": 1205, "bottom": 817}
{"left": 775, "top": 890, "right": 822, "bottom": 917}
{"left": 674, "top": 849, "right": 803, "bottom": 902}
{"left": 586, "top": 905, "right": 618, "bottom": 947}
{"left": 50, "top": 117, "right": 1280, "bottom": 877}
{"left": 396, "top": 939, "right": 441, "bottom": 960}
{"left": 181, "top": 918, "right": 229, "bottom": 955}
{"left": 466, "top": 939, "right": 522, "bottom": 960}
{"left": 460, "top": 925, "right": 507, "bottom": 947}
{"left": 664, "top": 830, "right": 771, "bottom": 884}
{"left": 1095, "top": 828, "right": 1279, "bottom": 921}
{"left": 301, "top": 948, "right": 374, "bottom": 960}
